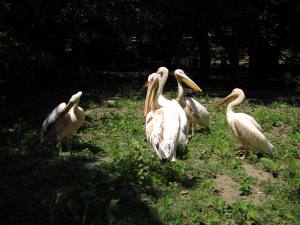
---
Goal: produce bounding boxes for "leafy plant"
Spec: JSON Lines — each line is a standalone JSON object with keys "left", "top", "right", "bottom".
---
{"left": 260, "top": 157, "right": 279, "bottom": 176}
{"left": 240, "top": 177, "right": 255, "bottom": 196}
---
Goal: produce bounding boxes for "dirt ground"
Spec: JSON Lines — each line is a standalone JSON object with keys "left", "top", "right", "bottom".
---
{"left": 215, "top": 162, "right": 276, "bottom": 204}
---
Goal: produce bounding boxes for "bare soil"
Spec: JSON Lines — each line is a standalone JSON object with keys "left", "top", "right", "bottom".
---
{"left": 215, "top": 175, "right": 241, "bottom": 205}
{"left": 241, "top": 163, "right": 275, "bottom": 183}
{"left": 215, "top": 174, "right": 267, "bottom": 205}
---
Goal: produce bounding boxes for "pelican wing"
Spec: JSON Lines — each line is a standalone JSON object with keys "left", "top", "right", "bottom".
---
{"left": 157, "top": 96, "right": 187, "bottom": 144}
{"left": 236, "top": 113, "right": 262, "bottom": 131}
{"left": 231, "top": 115, "right": 273, "bottom": 155}
{"left": 186, "top": 97, "right": 209, "bottom": 127}
{"left": 41, "top": 103, "right": 68, "bottom": 141}
{"left": 146, "top": 104, "right": 180, "bottom": 161}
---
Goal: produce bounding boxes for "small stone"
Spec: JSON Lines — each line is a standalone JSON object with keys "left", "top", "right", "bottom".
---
{"left": 180, "top": 190, "right": 189, "bottom": 195}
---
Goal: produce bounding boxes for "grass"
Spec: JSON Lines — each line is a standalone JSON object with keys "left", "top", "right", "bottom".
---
{"left": 0, "top": 87, "right": 300, "bottom": 225}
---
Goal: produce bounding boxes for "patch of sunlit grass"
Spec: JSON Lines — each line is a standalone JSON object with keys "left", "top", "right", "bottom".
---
{"left": 1, "top": 92, "right": 299, "bottom": 224}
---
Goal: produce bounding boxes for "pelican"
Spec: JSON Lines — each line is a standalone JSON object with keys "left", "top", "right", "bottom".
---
{"left": 144, "top": 73, "right": 181, "bottom": 161}
{"left": 216, "top": 88, "right": 274, "bottom": 156}
{"left": 41, "top": 91, "right": 85, "bottom": 155}
{"left": 174, "top": 69, "right": 209, "bottom": 136}
{"left": 145, "top": 67, "right": 199, "bottom": 145}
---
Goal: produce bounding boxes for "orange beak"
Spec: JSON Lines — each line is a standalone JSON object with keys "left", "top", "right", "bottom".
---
{"left": 143, "top": 81, "right": 149, "bottom": 88}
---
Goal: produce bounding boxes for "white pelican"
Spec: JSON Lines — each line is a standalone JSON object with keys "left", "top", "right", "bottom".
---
{"left": 174, "top": 69, "right": 209, "bottom": 136}
{"left": 41, "top": 91, "right": 85, "bottom": 155}
{"left": 216, "top": 88, "right": 274, "bottom": 156}
{"left": 145, "top": 67, "right": 198, "bottom": 145}
{"left": 144, "top": 73, "right": 181, "bottom": 161}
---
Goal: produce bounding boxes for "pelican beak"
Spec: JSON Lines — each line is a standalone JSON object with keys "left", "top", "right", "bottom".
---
{"left": 144, "top": 75, "right": 160, "bottom": 116}
{"left": 215, "top": 92, "right": 238, "bottom": 107}
{"left": 144, "top": 73, "right": 158, "bottom": 88}
{"left": 144, "top": 89, "right": 150, "bottom": 116}
{"left": 178, "top": 73, "right": 202, "bottom": 92}
{"left": 143, "top": 81, "right": 149, "bottom": 88}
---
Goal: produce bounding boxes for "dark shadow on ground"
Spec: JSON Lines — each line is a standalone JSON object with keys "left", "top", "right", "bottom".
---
{"left": 0, "top": 133, "right": 165, "bottom": 225}
{"left": 0, "top": 151, "right": 165, "bottom": 225}
{"left": 0, "top": 110, "right": 196, "bottom": 225}
{"left": 0, "top": 112, "right": 165, "bottom": 225}
{"left": 177, "top": 145, "right": 189, "bottom": 160}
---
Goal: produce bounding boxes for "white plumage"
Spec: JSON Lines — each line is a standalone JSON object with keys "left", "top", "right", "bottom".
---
{"left": 145, "top": 102, "right": 180, "bottom": 161}
{"left": 216, "top": 88, "right": 274, "bottom": 156}
{"left": 41, "top": 91, "right": 85, "bottom": 155}
{"left": 144, "top": 73, "right": 181, "bottom": 161}
{"left": 146, "top": 67, "right": 189, "bottom": 145}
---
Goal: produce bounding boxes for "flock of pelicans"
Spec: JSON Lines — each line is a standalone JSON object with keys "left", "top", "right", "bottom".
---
{"left": 41, "top": 67, "right": 274, "bottom": 160}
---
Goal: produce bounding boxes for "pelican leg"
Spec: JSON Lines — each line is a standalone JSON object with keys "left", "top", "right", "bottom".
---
{"left": 191, "top": 124, "right": 195, "bottom": 137}
{"left": 56, "top": 135, "right": 64, "bottom": 156}
{"left": 237, "top": 145, "right": 249, "bottom": 159}
{"left": 171, "top": 146, "right": 176, "bottom": 163}
{"left": 57, "top": 141, "right": 63, "bottom": 156}
{"left": 188, "top": 122, "right": 193, "bottom": 138}
{"left": 65, "top": 139, "right": 71, "bottom": 152}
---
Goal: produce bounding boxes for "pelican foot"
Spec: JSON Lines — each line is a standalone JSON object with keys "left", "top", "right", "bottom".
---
{"left": 236, "top": 147, "right": 248, "bottom": 158}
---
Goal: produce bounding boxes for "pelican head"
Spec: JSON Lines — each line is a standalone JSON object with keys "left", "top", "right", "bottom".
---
{"left": 174, "top": 69, "right": 202, "bottom": 92}
{"left": 143, "top": 73, "right": 157, "bottom": 88}
{"left": 144, "top": 73, "right": 160, "bottom": 116}
{"left": 143, "top": 67, "right": 168, "bottom": 89}
{"left": 69, "top": 91, "right": 83, "bottom": 104}
{"left": 216, "top": 88, "right": 245, "bottom": 107}
{"left": 156, "top": 67, "right": 169, "bottom": 77}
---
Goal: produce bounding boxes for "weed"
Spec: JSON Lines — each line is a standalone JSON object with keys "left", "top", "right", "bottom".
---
{"left": 240, "top": 177, "right": 256, "bottom": 196}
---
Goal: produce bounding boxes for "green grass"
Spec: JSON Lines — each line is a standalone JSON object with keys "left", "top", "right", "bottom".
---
{"left": 1, "top": 90, "right": 300, "bottom": 225}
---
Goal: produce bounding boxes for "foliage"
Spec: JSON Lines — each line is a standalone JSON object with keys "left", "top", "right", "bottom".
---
{"left": 0, "top": 0, "right": 299, "bottom": 88}
{"left": 240, "top": 177, "right": 256, "bottom": 196}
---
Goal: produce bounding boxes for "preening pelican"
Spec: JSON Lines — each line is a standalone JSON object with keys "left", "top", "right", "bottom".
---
{"left": 216, "top": 88, "right": 274, "bottom": 156}
{"left": 41, "top": 91, "right": 85, "bottom": 155}
{"left": 144, "top": 73, "right": 182, "bottom": 162}
{"left": 145, "top": 67, "right": 190, "bottom": 145}
{"left": 174, "top": 69, "right": 209, "bottom": 136}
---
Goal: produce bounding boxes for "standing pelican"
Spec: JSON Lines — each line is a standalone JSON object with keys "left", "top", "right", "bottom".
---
{"left": 41, "top": 91, "right": 85, "bottom": 155}
{"left": 144, "top": 67, "right": 188, "bottom": 145}
{"left": 145, "top": 67, "right": 201, "bottom": 144}
{"left": 216, "top": 88, "right": 274, "bottom": 156}
{"left": 174, "top": 69, "right": 209, "bottom": 136}
{"left": 144, "top": 73, "right": 181, "bottom": 161}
